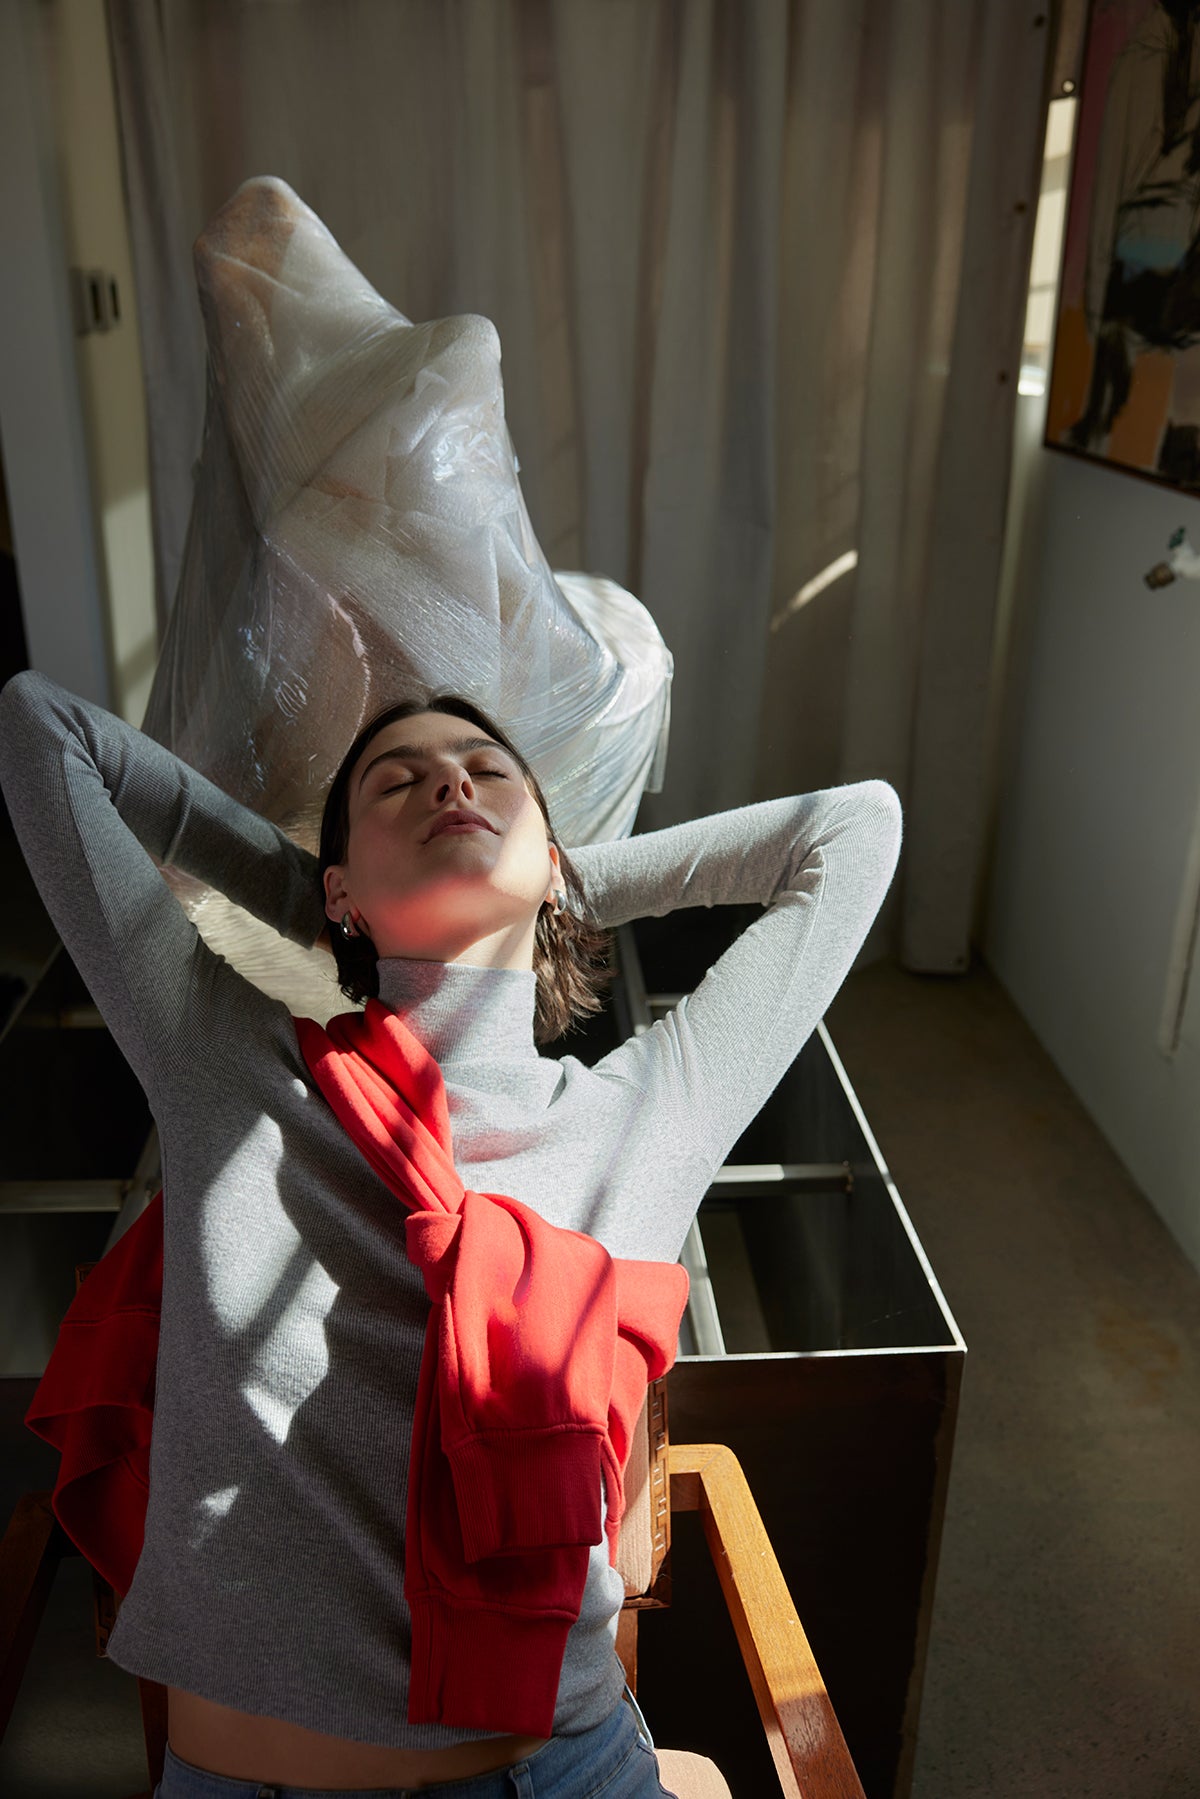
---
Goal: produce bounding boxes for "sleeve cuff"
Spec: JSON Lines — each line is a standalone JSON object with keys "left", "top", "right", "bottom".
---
{"left": 447, "top": 1426, "right": 604, "bottom": 1563}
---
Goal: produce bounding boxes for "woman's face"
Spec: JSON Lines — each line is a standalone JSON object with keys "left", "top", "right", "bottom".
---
{"left": 323, "top": 710, "right": 562, "bottom": 967}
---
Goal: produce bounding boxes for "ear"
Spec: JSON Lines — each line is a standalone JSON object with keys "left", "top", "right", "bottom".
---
{"left": 323, "top": 863, "right": 352, "bottom": 924}
{"left": 545, "top": 841, "right": 563, "bottom": 903}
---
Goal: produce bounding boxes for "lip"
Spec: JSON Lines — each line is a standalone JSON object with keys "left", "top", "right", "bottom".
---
{"left": 424, "top": 809, "right": 497, "bottom": 842}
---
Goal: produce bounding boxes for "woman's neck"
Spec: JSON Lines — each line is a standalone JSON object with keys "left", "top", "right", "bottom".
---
{"left": 374, "top": 957, "right": 539, "bottom": 1069}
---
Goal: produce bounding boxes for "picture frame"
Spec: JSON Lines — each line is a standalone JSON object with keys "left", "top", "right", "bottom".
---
{"left": 1046, "top": 0, "right": 1200, "bottom": 492}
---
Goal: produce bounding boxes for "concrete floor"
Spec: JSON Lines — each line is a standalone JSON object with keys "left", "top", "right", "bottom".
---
{"left": 825, "top": 957, "right": 1200, "bottom": 1799}
{"left": 2, "top": 953, "right": 1199, "bottom": 1797}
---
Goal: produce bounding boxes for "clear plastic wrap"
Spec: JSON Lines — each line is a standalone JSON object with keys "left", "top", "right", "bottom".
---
{"left": 142, "top": 177, "right": 671, "bottom": 1019}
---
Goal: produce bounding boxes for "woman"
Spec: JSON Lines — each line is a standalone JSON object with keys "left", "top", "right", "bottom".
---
{"left": 0, "top": 668, "right": 901, "bottom": 1796}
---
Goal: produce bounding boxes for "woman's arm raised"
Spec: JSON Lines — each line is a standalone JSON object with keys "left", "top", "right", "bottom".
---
{"left": 567, "top": 783, "right": 902, "bottom": 1261}
{"left": 0, "top": 670, "right": 326, "bottom": 1105}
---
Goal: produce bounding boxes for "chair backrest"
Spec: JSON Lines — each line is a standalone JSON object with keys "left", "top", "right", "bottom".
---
{"left": 614, "top": 1376, "right": 671, "bottom": 1599}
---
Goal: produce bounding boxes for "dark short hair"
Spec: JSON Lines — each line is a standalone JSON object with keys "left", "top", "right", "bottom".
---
{"left": 318, "top": 694, "right": 613, "bottom": 1045}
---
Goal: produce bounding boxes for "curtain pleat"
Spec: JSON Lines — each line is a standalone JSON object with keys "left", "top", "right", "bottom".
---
{"left": 106, "top": 0, "right": 206, "bottom": 634}
{"left": 902, "top": 0, "right": 1055, "bottom": 969}
{"left": 105, "top": 0, "right": 1053, "bottom": 968}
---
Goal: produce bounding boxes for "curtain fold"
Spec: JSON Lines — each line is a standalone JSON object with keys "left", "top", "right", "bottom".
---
{"left": 106, "top": 0, "right": 206, "bottom": 635}
{"left": 105, "top": 0, "right": 1053, "bottom": 969}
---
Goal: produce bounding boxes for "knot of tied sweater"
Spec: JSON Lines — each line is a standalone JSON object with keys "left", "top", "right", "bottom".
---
{"left": 293, "top": 999, "right": 688, "bottom": 1574}
{"left": 404, "top": 1210, "right": 462, "bottom": 1304}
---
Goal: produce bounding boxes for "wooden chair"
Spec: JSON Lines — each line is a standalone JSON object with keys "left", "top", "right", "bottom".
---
{"left": 1, "top": 1373, "right": 864, "bottom": 1799}
{"left": 613, "top": 1377, "right": 865, "bottom": 1799}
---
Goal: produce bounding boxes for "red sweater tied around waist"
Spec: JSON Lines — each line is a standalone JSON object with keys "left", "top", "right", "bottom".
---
{"left": 26, "top": 997, "right": 689, "bottom": 1736}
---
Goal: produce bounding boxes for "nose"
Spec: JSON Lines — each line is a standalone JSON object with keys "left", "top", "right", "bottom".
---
{"left": 432, "top": 761, "right": 475, "bottom": 806}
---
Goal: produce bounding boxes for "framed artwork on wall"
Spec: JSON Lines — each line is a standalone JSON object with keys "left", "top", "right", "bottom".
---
{"left": 1046, "top": 0, "right": 1200, "bottom": 491}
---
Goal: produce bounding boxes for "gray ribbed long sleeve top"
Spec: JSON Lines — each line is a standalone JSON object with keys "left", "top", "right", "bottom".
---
{"left": 0, "top": 669, "right": 902, "bottom": 1748}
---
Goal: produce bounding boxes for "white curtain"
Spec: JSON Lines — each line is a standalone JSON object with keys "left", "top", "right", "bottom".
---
{"left": 106, "top": 0, "right": 1054, "bottom": 970}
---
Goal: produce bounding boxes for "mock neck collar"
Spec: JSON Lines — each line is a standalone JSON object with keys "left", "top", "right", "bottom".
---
{"left": 374, "top": 957, "right": 540, "bottom": 1069}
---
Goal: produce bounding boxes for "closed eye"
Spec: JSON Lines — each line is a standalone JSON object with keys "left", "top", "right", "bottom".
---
{"left": 380, "top": 767, "right": 509, "bottom": 795}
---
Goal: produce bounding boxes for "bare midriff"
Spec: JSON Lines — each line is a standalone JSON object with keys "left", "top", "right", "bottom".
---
{"left": 166, "top": 1687, "right": 549, "bottom": 1791}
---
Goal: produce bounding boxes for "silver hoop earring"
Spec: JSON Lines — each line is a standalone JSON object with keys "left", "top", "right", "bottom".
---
{"left": 552, "top": 890, "right": 568, "bottom": 916}
{"left": 339, "top": 911, "right": 359, "bottom": 940}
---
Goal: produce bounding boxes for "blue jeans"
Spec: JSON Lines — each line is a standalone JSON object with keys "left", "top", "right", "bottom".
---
{"left": 152, "top": 1694, "right": 675, "bottom": 1798}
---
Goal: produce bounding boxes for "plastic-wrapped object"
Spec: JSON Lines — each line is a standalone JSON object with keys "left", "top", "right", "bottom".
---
{"left": 142, "top": 177, "right": 671, "bottom": 1020}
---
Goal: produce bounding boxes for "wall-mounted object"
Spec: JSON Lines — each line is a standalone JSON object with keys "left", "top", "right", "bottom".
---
{"left": 1144, "top": 526, "right": 1200, "bottom": 589}
{"left": 1046, "top": 1, "right": 1200, "bottom": 494}
{"left": 1054, "top": 0, "right": 1088, "bottom": 97}
{"left": 68, "top": 267, "right": 120, "bottom": 337}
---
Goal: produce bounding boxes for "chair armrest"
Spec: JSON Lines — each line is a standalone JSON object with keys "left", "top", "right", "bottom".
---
{"left": 668, "top": 1445, "right": 866, "bottom": 1799}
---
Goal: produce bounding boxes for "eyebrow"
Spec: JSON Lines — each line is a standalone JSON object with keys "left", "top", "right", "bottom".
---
{"left": 356, "top": 736, "right": 517, "bottom": 792}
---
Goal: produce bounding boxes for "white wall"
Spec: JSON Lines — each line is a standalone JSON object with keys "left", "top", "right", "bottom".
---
{"left": 984, "top": 437, "right": 1200, "bottom": 1273}
{"left": 41, "top": 0, "right": 157, "bottom": 724}
{"left": 0, "top": 1, "right": 157, "bottom": 724}
{"left": 0, "top": 0, "right": 112, "bottom": 706}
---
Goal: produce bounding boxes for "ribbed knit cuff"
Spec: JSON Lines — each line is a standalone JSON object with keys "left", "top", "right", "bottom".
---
{"left": 447, "top": 1427, "right": 603, "bottom": 1562}
{"left": 407, "top": 1592, "right": 575, "bottom": 1737}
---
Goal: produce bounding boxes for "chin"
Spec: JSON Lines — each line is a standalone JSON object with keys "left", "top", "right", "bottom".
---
{"left": 378, "top": 900, "right": 540, "bottom": 959}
